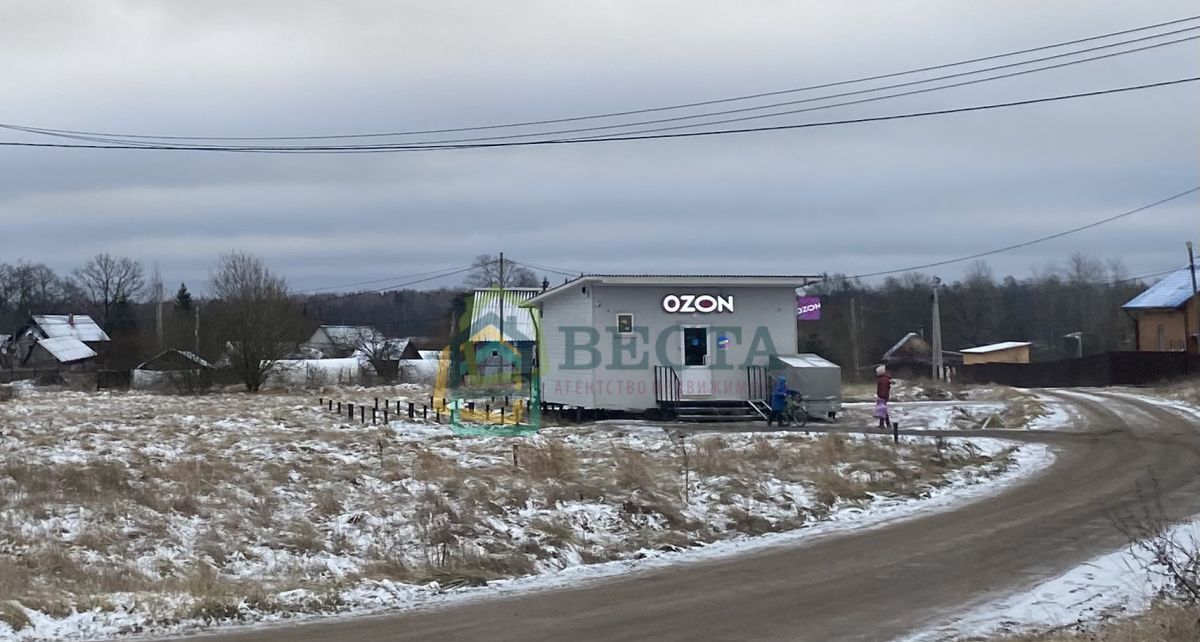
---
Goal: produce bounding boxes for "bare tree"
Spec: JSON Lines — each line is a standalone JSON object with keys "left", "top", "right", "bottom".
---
{"left": 463, "top": 254, "right": 540, "bottom": 288}
{"left": 210, "top": 252, "right": 300, "bottom": 392}
{"left": 355, "top": 328, "right": 402, "bottom": 382}
{"left": 72, "top": 253, "right": 145, "bottom": 325}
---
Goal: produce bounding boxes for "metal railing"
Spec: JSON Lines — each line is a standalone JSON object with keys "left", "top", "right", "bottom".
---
{"left": 653, "top": 365, "right": 681, "bottom": 404}
{"left": 746, "top": 365, "right": 770, "bottom": 401}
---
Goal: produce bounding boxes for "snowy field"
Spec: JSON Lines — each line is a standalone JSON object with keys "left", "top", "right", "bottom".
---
{"left": 0, "top": 384, "right": 1048, "bottom": 641}
{"left": 841, "top": 384, "right": 1056, "bottom": 431}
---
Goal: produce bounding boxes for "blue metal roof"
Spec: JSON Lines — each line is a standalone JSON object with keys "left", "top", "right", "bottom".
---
{"left": 1123, "top": 266, "right": 1199, "bottom": 309}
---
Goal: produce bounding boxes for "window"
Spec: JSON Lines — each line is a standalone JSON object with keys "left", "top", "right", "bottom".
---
{"left": 616, "top": 313, "right": 634, "bottom": 335}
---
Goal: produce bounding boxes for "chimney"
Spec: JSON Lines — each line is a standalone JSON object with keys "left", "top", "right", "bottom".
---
{"left": 68, "top": 313, "right": 75, "bottom": 327}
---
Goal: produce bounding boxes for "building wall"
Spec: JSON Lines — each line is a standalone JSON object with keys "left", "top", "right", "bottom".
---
{"left": 540, "top": 284, "right": 798, "bottom": 410}
{"left": 1135, "top": 310, "right": 1189, "bottom": 352}
{"left": 539, "top": 285, "right": 596, "bottom": 408}
{"left": 962, "top": 345, "right": 1030, "bottom": 365}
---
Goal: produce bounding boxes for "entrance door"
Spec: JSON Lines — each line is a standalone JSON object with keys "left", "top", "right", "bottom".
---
{"left": 680, "top": 325, "right": 711, "bottom": 397}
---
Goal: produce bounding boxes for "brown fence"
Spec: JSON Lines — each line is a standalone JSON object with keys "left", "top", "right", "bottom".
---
{"left": 961, "top": 351, "right": 1200, "bottom": 388}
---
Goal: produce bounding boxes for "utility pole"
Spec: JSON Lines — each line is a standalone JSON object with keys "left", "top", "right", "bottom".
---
{"left": 194, "top": 303, "right": 200, "bottom": 356}
{"left": 1188, "top": 241, "right": 1197, "bottom": 354}
{"left": 931, "top": 277, "right": 944, "bottom": 381}
{"left": 498, "top": 252, "right": 505, "bottom": 346}
{"left": 849, "top": 297, "right": 860, "bottom": 380}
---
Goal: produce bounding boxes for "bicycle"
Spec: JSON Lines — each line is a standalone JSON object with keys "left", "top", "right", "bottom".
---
{"left": 784, "top": 391, "right": 808, "bottom": 428}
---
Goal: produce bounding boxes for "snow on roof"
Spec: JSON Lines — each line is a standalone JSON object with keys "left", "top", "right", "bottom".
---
{"left": 960, "top": 341, "right": 1032, "bottom": 354}
{"left": 32, "top": 315, "right": 109, "bottom": 342}
{"left": 316, "top": 325, "right": 378, "bottom": 344}
{"left": 418, "top": 349, "right": 443, "bottom": 360}
{"left": 470, "top": 289, "right": 539, "bottom": 343}
{"left": 136, "top": 349, "right": 213, "bottom": 370}
{"left": 1123, "top": 265, "right": 1198, "bottom": 310}
{"left": 36, "top": 337, "right": 97, "bottom": 363}
{"left": 773, "top": 354, "right": 840, "bottom": 369}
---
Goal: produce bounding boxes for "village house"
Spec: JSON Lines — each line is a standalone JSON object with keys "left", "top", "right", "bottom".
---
{"left": 8, "top": 314, "right": 110, "bottom": 371}
{"left": 300, "top": 325, "right": 380, "bottom": 358}
{"left": 1122, "top": 264, "right": 1200, "bottom": 353}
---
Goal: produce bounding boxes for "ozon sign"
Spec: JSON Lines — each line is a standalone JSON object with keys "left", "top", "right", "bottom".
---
{"left": 662, "top": 294, "right": 734, "bottom": 314}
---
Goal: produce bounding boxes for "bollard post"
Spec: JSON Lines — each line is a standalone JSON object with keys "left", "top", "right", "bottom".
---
{"left": 442, "top": 397, "right": 447, "bottom": 410}
{"left": 500, "top": 406, "right": 505, "bottom": 424}
{"left": 384, "top": 408, "right": 389, "bottom": 424}
{"left": 485, "top": 403, "right": 491, "bottom": 416}
{"left": 504, "top": 395, "right": 509, "bottom": 407}
{"left": 328, "top": 400, "right": 333, "bottom": 411}
{"left": 374, "top": 397, "right": 379, "bottom": 410}
{"left": 512, "top": 444, "right": 519, "bottom": 468}
{"left": 319, "top": 397, "right": 323, "bottom": 406}
{"left": 436, "top": 409, "right": 441, "bottom": 423}
{"left": 468, "top": 402, "right": 475, "bottom": 413}
{"left": 372, "top": 407, "right": 377, "bottom": 425}
{"left": 360, "top": 406, "right": 365, "bottom": 424}
{"left": 422, "top": 405, "right": 428, "bottom": 420}
{"left": 348, "top": 402, "right": 354, "bottom": 419}
{"left": 408, "top": 402, "right": 415, "bottom": 419}
{"left": 893, "top": 422, "right": 899, "bottom": 444}
{"left": 337, "top": 401, "right": 342, "bottom": 413}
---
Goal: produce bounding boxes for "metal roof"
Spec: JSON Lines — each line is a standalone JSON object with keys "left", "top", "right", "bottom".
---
{"left": 31, "top": 315, "right": 109, "bottom": 342}
{"left": 1123, "top": 265, "right": 1199, "bottom": 310}
{"left": 524, "top": 274, "right": 821, "bottom": 307}
{"left": 136, "top": 349, "right": 213, "bottom": 370}
{"left": 36, "top": 337, "right": 97, "bottom": 363}
{"left": 313, "top": 325, "right": 378, "bottom": 344}
{"left": 773, "top": 354, "right": 840, "bottom": 369}
{"left": 470, "top": 288, "right": 539, "bottom": 343}
{"left": 960, "top": 341, "right": 1032, "bottom": 354}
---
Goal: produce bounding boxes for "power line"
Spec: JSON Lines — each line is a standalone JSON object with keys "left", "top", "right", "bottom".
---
{"left": 303, "top": 265, "right": 478, "bottom": 301}
{"left": 4, "top": 14, "right": 1197, "bottom": 142}
{"left": 296, "top": 265, "right": 474, "bottom": 293}
{"left": 4, "top": 76, "right": 1197, "bottom": 153}
{"left": 831, "top": 186, "right": 1200, "bottom": 282}
{"left": 507, "top": 259, "right": 582, "bottom": 278}
{"left": 10, "top": 27, "right": 1198, "bottom": 150}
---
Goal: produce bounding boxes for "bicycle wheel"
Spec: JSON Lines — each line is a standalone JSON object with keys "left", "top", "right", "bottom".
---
{"left": 792, "top": 404, "right": 808, "bottom": 428}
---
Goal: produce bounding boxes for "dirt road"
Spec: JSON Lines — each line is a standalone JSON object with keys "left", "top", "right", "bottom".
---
{"left": 175, "top": 390, "right": 1200, "bottom": 642}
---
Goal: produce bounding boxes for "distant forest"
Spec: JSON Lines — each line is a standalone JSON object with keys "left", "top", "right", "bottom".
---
{"left": 801, "top": 255, "right": 1149, "bottom": 379}
{"left": 0, "top": 252, "right": 1156, "bottom": 376}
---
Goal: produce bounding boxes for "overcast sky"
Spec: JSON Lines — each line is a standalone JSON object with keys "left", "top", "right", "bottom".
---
{"left": 1, "top": 0, "right": 1197, "bottom": 294}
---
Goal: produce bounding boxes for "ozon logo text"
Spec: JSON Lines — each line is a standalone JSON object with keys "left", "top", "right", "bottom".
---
{"left": 661, "top": 294, "right": 734, "bottom": 314}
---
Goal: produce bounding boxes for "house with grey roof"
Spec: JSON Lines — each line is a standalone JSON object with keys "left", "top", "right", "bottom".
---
{"left": 9, "top": 314, "right": 110, "bottom": 370}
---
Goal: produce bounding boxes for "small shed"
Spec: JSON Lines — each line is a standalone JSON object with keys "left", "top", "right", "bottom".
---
{"left": 961, "top": 341, "right": 1032, "bottom": 365}
{"left": 133, "top": 349, "right": 214, "bottom": 390}
{"left": 769, "top": 354, "right": 842, "bottom": 420}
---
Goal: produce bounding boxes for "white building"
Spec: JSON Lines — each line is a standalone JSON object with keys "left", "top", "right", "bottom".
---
{"left": 523, "top": 275, "right": 820, "bottom": 418}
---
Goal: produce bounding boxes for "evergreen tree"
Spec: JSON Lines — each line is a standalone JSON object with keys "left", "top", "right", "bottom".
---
{"left": 174, "top": 283, "right": 193, "bottom": 311}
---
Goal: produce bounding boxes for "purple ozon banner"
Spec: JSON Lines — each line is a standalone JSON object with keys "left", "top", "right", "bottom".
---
{"left": 796, "top": 296, "right": 822, "bottom": 321}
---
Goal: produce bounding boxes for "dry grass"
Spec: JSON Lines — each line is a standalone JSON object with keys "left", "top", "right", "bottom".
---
{"left": 0, "top": 386, "right": 1012, "bottom": 636}
{"left": 979, "top": 603, "right": 1200, "bottom": 641}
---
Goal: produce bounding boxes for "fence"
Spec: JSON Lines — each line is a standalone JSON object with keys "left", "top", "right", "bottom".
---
{"left": 961, "top": 351, "right": 1200, "bottom": 388}
{"left": 317, "top": 393, "right": 528, "bottom": 426}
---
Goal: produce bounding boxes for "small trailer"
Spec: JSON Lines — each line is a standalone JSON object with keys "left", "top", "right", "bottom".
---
{"left": 769, "top": 354, "right": 842, "bottom": 421}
